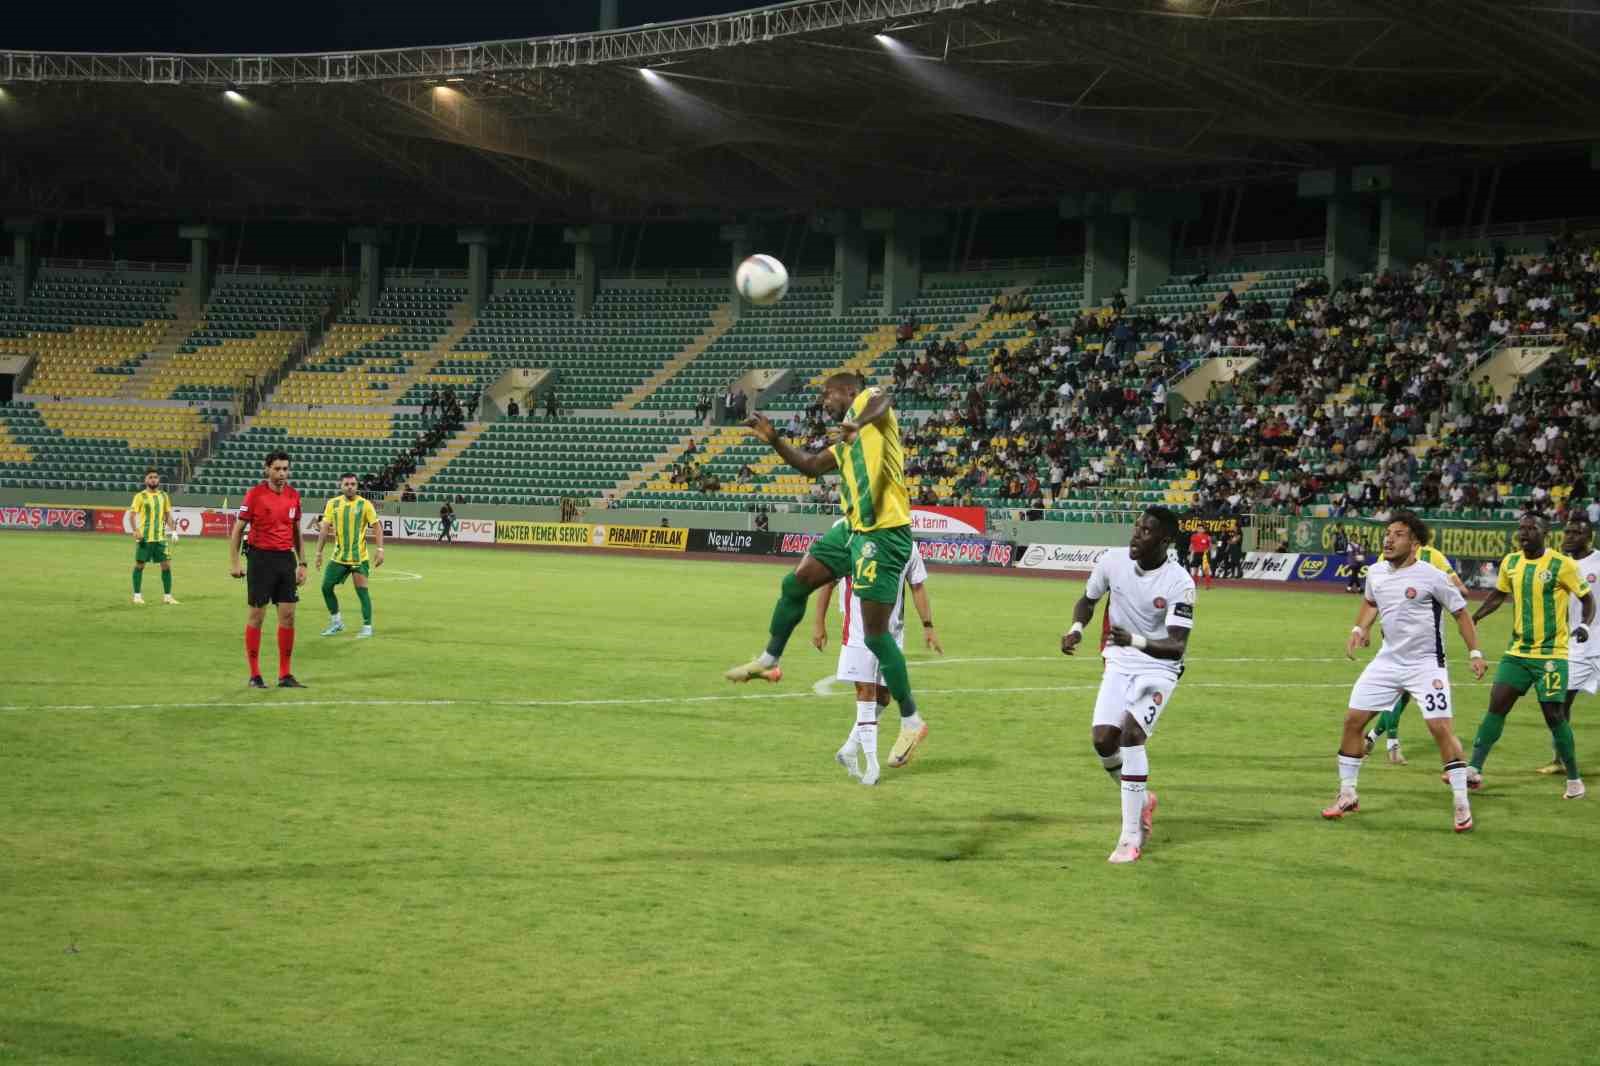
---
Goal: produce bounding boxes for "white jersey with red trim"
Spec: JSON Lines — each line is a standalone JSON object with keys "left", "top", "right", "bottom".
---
{"left": 837, "top": 544, "right": 928, "bottom": 649}
{"left": 1084, "top": 547, "right": 1196, "bottom": 679}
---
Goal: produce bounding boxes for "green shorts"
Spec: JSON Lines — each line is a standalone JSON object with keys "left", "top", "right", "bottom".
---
{"left": 807, "top": 523, "right": 915, "bottom": 604}
{"left": 323, "top": 560, "right": 370, "bottom": 586}
{"left": 1494, "top": 654, "right": 1569, "bottom": 703}
{"left": 134, "top": 540, "right": 168, "bottom": 564}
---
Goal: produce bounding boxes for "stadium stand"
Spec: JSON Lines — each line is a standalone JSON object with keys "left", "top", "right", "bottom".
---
{"left": 0, "top": 273, "right": 184, "bottom": 398}
{"left": 141, "top": 276, "right": 340, "bottom": 403}
{"left": 418, "top": 415, "right": 702, "bottom": 506}
{"left": 411, "top": 285, "right": 726, "bottom": 412}
{"left": 190, "top": 408, "right": 455, "bottom": 499}
{"left": 0, "top": 400, "right": 229, "bottom": 491}
{"left": 271, "top": 284, "right": 466, "bottom": 407}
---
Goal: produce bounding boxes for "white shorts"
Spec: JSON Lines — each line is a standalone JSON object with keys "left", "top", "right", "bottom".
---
{"left": 1350, "top": 657, "right": 1454, "bottom": 718}
{"left": 1572, "top": 657, "right": 1600, "bottom": 697}
{"left": 1092, "top": 669, "right": 1179, "bottom": 737}
{"left": 837, "top": 643, "right": 891, "bottom": 686}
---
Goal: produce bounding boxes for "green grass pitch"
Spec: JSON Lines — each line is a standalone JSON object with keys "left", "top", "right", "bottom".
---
{"left": 2, "top": 531, "right": 1597, "bottom": 1065}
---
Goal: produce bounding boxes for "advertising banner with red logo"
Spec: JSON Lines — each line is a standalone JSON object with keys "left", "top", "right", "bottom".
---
{"left": 203, "top": 510, "right": 238, "bottom": 537}
{"left": 910, "top": 506, "right": 987, "bottom": 536}
{"left": 94, "top": 506, "right": 208, "bottom": 536}
{"left": 0, "top": 506, "right": 91, "bottom": 532}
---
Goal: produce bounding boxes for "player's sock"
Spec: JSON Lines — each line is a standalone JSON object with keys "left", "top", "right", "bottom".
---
{"left": 132, "top": 568, "right": 143, "bottom": 594}
{"left": 1338, "top": 753, "right": 1362, "bottom": 793}
{"left": 1549, "top": 720, "right": 1580, "bottom": 780}
{"left": 277, "top": 627, "right": 295, "bottom": 679}
{"left": 1444, "top": 759, "right": 1469, "bottom": 800}
{"left": 1469, "top": 712, "right": 1507, "bottom": 770}
{"left": 244, "top": 625, "right": 263, "bottom": 677}
{"left": 1099, "top": 750, "right": 1123, "bottom": 783}
{"left": 1119, "top": 745, "right": 1149, "bottom": 844}
{"left": 355, "top": 585, "right": 372, "bottom": 626}
{"left": 856, "top": 701, "right": 879, "bottom": 767}
{"left": 321, "top": 579, "right": 339, "bottom": 615}
{"left": 864, "top": 632, "right": 917, "bottom": 719}
{"left": 160, "top": 569, "right": 172, "bottom": 595}
{"left": 762, "top": 572, "right": 813, "bottom": 660}
{"left": 1386, "top": 738, "right": 1401, "bottom": 753}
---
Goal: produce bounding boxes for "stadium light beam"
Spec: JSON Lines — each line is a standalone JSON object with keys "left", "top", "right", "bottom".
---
{"left": 223, "top": 89, "right": 246, "bottom": 103}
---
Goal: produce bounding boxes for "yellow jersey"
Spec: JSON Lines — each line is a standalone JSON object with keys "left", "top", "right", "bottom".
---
{"left": 129, "top": 489, "right": 171, "bottom": 543}
{"left": 322, "top": 495, "right": 379, "bottom": 566}
{"left": 831, "top": 387, "right": 911, "bottom": 533}
{"left": 1496, "top": 549, "right": 1592, "bottom": 660}
{"left": 1417, "top": 545, "right": 1457, "bottom": 582}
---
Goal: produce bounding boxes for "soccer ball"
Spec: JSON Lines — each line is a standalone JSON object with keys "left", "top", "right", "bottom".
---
{"left": 735, "top": 254, "right": 789, "bottom": 306}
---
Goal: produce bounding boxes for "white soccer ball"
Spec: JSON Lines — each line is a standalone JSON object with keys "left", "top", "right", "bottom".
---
{"left": 736, "top": 253, "right": 789, "bottom": 306}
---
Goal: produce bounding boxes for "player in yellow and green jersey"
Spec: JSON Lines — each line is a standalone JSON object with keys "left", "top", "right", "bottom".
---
{"left": 1364, "top": 540, "right": 1469, "bottom": 763}
{"left": 128, "top": 468, "right": 177, "bottom": 605}
{"left": 725, "top": 373, "right": 930, "bottom": 772}
{"left": 314, "top": 473, "right": 384, "bottom": 638}
{"left": 1464, "top": 513, "right": 1596, "bottom": 798}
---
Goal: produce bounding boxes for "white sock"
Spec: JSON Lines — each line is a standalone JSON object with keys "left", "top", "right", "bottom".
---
{"left": 856, "top": 702, "right": 879, "bottom": 767}
{"left": 1386, "top": 737, "right": 1401, "bottom": 751}
{"left": 1119, "top": 745, "right": 1149, "bottom": 845}
{"left": 1099, "top": 749, "right": 1124, "bottom": 784}
{"left": 1338, "top": 754, "right": 1362, "bottom": 794}
{"left": 756, "top": 651, "right": 778, "bottom": 668}
{"left": 330, "top": 612, "right": 342, "bottom": 624}
{"left": 1445, "top": 761, "right": 1468, "bottom": 801}
{"left": 901, "top": 712, "right": 925, "bottom": 731}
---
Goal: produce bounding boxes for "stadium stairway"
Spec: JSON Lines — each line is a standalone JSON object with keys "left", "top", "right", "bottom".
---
{"left": 600, "top": 423, "right": 716, "bottom": 503}
{"left": 113, "top": 294, "right": 207, "bottom": 399}
{"left": 1468, "top": 340, "right": 1565, "bottom": 402}
{"left": 387, "top": 420, "right": 488, "bottom": 501}
{"left": 612, "top": 302, "right": 736, "bottom": 412}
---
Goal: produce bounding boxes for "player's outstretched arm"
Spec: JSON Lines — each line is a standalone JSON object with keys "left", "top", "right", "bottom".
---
{"left": 1108, "top": 623, "right": 1189, "bottom": 661}
{"left": 1471, "top": 589, "right": 1507, "bottom": 625}
{"left": 1452, "top": 607, "right": 1489, "bottom": 679}
{"left": 910, "top": 581, "right": 942, "bottom": 654}
{"left": 744, "top": 414, "right": 839, "bottom": 478}
{"left": 1346, "top": 599, "right": 1378, "bottom": 658}
{"left": 1061, "top": 594, "right": 1099, "bottom": 655}
{"left": 811, "top": 580, "right": 834, "bottom": 651}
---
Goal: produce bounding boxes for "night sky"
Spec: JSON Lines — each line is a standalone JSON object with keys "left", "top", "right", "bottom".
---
{"left": 5, "top": 1, "right": 749, "bottom": 52}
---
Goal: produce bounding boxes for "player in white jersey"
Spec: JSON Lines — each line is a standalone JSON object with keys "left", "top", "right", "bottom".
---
{"left": 1322, "top": 511, "right": 1488, "bottom": 832}
{"left": 1061, "top": 507, "right": 1194, "bottom": 865}
{"left": 811, "top": 528, "right": 941, "bottom": 785}
{"left": 1543, "top": 514, "right": 1600, "bottom": 774}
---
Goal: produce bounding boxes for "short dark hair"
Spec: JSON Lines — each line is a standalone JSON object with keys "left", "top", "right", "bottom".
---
{"left": 144, "top": 467, "right": 160, "bottom": 477}
{"left": 1568, "top": 512, "right": 1593, "bottom": 531}
{"left": 263, "top": 449, "right": 291, "bottom": 467}
{"left": 1144, "top": 506, "right": 1180, "bottom": 546}
{"left": 1389, "top": 509, "right": 1429, "bottom": 545}
{"left": 340, "top": 472, "right": 357, "bottom": 482}
{"left": 826, "top": 371, "right": 862, "bottom": 390}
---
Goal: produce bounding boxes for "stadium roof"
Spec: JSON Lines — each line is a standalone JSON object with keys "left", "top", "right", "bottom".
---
{"left": 3, "top": 0, "right": 1599, "bottom": 223}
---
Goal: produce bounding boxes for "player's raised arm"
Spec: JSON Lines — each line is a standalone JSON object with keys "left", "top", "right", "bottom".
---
{"left": 811, "top": 580, "right": 834, "bottom": 651}
{"left": 1346, "top": 598, "right": 1378, "bottom": 659}
{"left": 744, "top": 413, "right": 839, "bottom": 478}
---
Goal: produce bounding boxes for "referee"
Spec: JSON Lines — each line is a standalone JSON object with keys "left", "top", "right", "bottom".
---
{"left": 229, "top": 449, "right": 308, "bottom": 688}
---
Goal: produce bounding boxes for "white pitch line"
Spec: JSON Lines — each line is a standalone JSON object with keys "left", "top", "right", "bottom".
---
{"left": 1, "top": 680, "right": 1365, "bottom": 714}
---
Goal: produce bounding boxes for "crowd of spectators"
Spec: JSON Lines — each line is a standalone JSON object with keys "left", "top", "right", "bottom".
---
{"left": 358, "top": 395, "right": 466, "bottom": 498}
